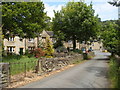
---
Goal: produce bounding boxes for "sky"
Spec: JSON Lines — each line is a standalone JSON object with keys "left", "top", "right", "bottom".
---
{"left": 41, "top": 0, "right": 118, "bottom": 21}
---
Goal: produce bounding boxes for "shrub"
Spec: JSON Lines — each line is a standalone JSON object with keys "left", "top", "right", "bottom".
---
{"left": 45, "top": 56, "right": 53, "bottom": 58}
{"left": 55, "top": 46, "right": 67, "bottom": 53}
{"left": 73, "top": 49, "right": 82, "bottom": 54}
{"left": 83, "top": 53, "right": 88, "bottom": 60}
{"left": 3, "top": 54, "right": 22, "bottom": 61}
{"left": 44, "top": 37, "right": 54, "bottom": 57}
{"left": 109, "top": 57, "right": 120, "bottom": 89}
{"left": 34, "top": 48, "right": 45, "bottom": 58}
{"left": 25, "top": 49, "right": 34, "bottom": 58}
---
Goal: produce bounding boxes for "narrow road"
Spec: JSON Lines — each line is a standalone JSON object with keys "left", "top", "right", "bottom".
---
{"left": 20, "top": 50, "right": 111, "bottom": 88}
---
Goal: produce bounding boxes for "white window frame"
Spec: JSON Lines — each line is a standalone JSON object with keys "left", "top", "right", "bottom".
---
{"left": 7, "top": 47, "right": 15, "bottom": 53}
{"left": 8, "top": 37, "right": 14, "bottom": 41}
{"left": 28, "top": 38, "right": 34, "bottom": 42}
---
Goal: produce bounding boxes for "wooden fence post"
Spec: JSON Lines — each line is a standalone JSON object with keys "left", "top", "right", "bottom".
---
{"left": 38, "top": 60, "right": 42, "bottom": 75}
{"left": 8, "top": 62, "right": 11, "bottom": 85}
{"left": 24, "top": 62, "right": 26, "bottom": 77}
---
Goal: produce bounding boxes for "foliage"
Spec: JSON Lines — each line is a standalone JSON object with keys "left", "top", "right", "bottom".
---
{"left": 2, "top": 2, "right": 47, "bottom": 38}
{"left": 108, "top": 0, "right": 120, "bottom": 7}
{"left": 109, "top": 57, "right": 120, "bottom": 88}
{"left": 44, "top": 16, "right": 52, "bottom": 31}
{"left": 2, "top": 54, "right": 22, "bottom": 61}
{"left": 55, "top": 46, "right": 67, "bottom": 53}
{"left": 100, "top": 21, "right": 119, "bottom": 55}
{"left": 34, "top": 48, "right": 45, "bottom": 58}
{"left": 53, "top": 39, "right": 63, "bottom": 49}
{"left": 83, "top": 53, "right": 88, "bottom": 60}
{"left": 115, "top": 20, "right": 120, "bottom": 56}
{"left": 38, "top": 39, "right": 45, "bottom": 48}
{"left": 44, "top": 37, "right": 54, "bottom": 57}
{"left": 73, "top": 49, "right": 82, "bottom": 54}
{"left": 24, "top": 49, "right": 34, "bottom": 58}
{"left": 52, "top": 1, "right": 100, "bottom": 50}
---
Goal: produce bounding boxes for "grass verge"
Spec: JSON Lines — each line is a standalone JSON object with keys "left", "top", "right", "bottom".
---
{"left": 108, "top": 57, "right": 120, "bottom": 89}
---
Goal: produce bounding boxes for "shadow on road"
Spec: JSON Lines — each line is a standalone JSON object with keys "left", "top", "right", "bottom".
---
{"left": 95, "top": 58, "right": 110, "bottom": 61}
{"left": 85, "top": 66, "right": 108, "bottom": 78}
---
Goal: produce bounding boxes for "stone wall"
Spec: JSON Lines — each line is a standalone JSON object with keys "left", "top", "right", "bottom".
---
{"left": 0, "top": 63, "right": 10, "bottom": 89}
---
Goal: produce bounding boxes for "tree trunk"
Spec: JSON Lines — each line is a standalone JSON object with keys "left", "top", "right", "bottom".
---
{"left": 37, "top": 36, "right": 39, "bottom": 48}
{"left": 111, "top": 52, "right": 115, "bottom": 57}
{"left": 25, "top": 38, "right": 26, "bottom": 51}
{"left": 73, "top": 36, "right": 76, "bottom": 50}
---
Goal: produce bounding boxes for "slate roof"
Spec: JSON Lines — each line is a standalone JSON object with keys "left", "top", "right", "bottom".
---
{"left": 46, "top": 31, "right": 54, "bottom": 37}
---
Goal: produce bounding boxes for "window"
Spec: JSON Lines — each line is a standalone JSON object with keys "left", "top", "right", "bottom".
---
{"left": 28, "top": 38, "right": 34, "bottom": 42}
{"left": 68, "top": 40, "right": 72, "bottom": 44}
{"left": 19, "top": 37, "right": 23, "bottom": 41}
{"left": 7, "top": 47, "right": 15, "bottom": 53}
{"left": 28, "top": 47, "right": 35, "bottom": 51}
{"left": 42, "top": 37, "right": 46, "bottom": 39}
{"left": 8, "top": 37, "right": 14, "bottom": 41}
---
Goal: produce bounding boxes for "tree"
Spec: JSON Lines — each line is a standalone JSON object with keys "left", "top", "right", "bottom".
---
{"left": 0, "top": 26, "right": 2, "bottom": 59}
{"left": 108, "top": 0, "right": 120, "bottom": 7}
{"left": 44, "top": 15, "right": 52, "bottom": 31}
{"left": 52, "top": 1, "right": 100, "bottom": 50}
{"left": 108, "top": 0, "right": 120, "bottom": 56}
{"left": 2, "top": 2, "right": 46, "bottom": 38}
{"left": 115, "top": 20, "right": 120, "bottom": 56}
{"left": 100, "top": 21, "right": 119, "bottom": 55}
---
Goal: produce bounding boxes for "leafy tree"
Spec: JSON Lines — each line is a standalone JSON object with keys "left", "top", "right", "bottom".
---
{"left": 52, "top": 1, "right": 100, "bottom": 50}
{"left": 44, "top": 16, "right": 52, "bottom": 31}
{"left": 100, "top": 21, "right": 119, "bottom": 55}
{"left": 108, "top": 0, "right": 120, "bottom": 7}
{"left": 115, "top": 20, "right": 120, "bottom": 56}
{"left": 2, "top": 2, "right": 46, "bottom": 38}
{"left": 53, "top": 31, "right": 65, "bottom": 48}
{"left": 107, "top": 0, "right": 120, "bottom": 56}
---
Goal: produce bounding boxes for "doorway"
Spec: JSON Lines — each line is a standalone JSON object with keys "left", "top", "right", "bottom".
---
{"left": 19, "top": 48, "right": 23, "bottom": 55}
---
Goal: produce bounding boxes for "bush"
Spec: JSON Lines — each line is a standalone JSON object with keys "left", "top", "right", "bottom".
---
{"left": 34, "top": 48, "right": 45, "bottom": 58}
{"left": 55, "top": 46, "right": 67, "bottom": 53}
{"left": 73, "top": 49, "right": 82, "bottom": 54}
{"left": 3, "top": 54, "right": 22, "bottom": 61}
{"left": 44, "top": 37, "right": 54, "bottom": 57}
{"left": 45, "top": 56, "right": 53, "bottom": 58}
{"left": 109, "top": 57, "right": 120, "bottom": 89}
{"left": 83, "top": 53, "right": 88, "bottom": 60}
{"left": 53, "top": 39, "right": 63, "bottom": 49}
{"left": 25, "top": 49, "right": 34, "bottom": 58}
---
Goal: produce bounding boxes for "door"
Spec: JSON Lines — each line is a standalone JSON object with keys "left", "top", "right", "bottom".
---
{"left": 19, "top": 48, "right": 23, "bottom": 55}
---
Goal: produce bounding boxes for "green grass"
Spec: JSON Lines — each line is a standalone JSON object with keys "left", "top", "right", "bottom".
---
{"left": 109, "top": 57, "right": 120, "bottom": 89}
{"left": 2, "top": 55, "right": 38, "bottom": 75}
{"left": 2, "top": 55, "right": 38, "bottom": 63}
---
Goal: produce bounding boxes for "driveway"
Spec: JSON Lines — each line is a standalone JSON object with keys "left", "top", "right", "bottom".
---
{"left": 20, "top": 50, "right": 111, "bottom": 88}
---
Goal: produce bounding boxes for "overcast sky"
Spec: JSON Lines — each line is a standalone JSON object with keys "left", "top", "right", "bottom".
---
{"left": 41, "top": 0, "right": 118, "bottom": 21}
